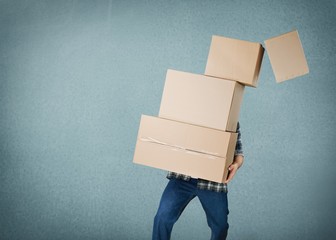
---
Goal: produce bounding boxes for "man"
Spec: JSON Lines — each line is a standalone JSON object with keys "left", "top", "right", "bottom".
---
{"left": 152, "top": 122, "right": 244, "bottom": 240}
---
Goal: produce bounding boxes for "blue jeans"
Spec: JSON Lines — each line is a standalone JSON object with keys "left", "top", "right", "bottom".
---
{"left": 152, "top": 178, "right": 229, "bottom": 240}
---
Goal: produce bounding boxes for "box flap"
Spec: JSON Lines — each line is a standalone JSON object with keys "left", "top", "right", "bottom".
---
{"left": 264, "top": 30, "right": 309, "bottom": 83}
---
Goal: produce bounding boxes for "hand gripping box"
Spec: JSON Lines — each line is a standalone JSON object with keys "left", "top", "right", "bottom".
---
{"left": 133, "top": 115, "right": 238, "bottom": 183}
{"left": 159, "top": 69, "right": 244, "bottom": 132}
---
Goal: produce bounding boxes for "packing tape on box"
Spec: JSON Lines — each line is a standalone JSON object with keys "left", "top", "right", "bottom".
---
{"left": 139, "top": 137, "right": 221, "bottom": 159}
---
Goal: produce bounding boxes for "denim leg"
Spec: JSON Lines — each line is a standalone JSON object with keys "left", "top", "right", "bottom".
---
{"left": 197, "top": 189, "right": 229, "bottom": 240}
{"left": 152, "top": 178, "right": 196, "bottom": 240}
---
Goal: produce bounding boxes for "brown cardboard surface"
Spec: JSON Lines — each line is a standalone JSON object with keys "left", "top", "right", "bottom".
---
{"left": 264, "top": 30, "right": 309, "bottom": 83}
{"left": 133, "top": 115, "right": 238, "bottom": 183}
{"left": 205, "top": 35, "right": 264, "bottom": 87}
{"left": 159, "top": 69, "right": 244, "bottom": 132}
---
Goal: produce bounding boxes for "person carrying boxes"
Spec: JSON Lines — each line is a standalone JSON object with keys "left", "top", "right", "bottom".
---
{"left": 134, "top": 30, "right": 308, "bottom": 239}
{"left": 149, "top": 34, "right": 260, "bottom": 239}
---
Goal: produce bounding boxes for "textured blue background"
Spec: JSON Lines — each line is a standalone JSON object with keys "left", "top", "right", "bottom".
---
{"left": 1, "top": 0, "right": 335, "bottom": 239}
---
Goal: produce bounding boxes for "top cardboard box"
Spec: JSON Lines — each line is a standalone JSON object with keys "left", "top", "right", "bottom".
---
{"left": 264, "top": 30, "right": 309, "bottom": 83}
{"left": 205, "top": 35, "right": 264, "bottom": 87}
{"left": 205, "top": 30, "right": 309, "bottom": 87}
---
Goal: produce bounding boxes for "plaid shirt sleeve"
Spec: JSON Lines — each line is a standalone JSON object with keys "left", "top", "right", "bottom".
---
{"left": 234, "top": 122, "right": 244, "bottom": 157}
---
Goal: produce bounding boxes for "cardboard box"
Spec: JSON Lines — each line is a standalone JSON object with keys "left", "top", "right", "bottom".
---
{"left": 133, "top": 115, "right": 238, "bottom": 183}
{"left": 264, "top": 30, "right": 309, "bottom": 83}
{"left": 205, "top": 35, "right": 264, "bottom": 87}
{"left": 159, "top": 69, "right": 244, "bottom": 132}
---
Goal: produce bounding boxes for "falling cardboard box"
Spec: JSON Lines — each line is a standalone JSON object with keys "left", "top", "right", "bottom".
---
{"left": 133, "top": 115, "right": 238, "bottom": 183}
{"left": 159, "top": 69, "right": 244, "bottom": 132}
{"left": 264, "top": 30, "right": 309, "bottom": 83}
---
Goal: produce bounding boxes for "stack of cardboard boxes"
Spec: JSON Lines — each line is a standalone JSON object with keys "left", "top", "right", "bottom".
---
{"left": 133, "top": 30, "right": 309, "bottom": 183}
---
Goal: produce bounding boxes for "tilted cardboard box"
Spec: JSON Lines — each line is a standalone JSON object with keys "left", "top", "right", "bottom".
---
{"left": 159, "top": 69, "right": 244, "bottom": 132}
{"left": 205, "top": 35, "right": 264, "bottom": 87}
{"left": 264, "top": 30, "right": 309, "bottom": 83}
{"left": 133, "top": 115, "right": 238, "bottom": 183}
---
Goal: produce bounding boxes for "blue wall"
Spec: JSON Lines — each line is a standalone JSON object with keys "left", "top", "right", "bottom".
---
{"left": 1, "top": 0, "right": 335, "bottom": 239}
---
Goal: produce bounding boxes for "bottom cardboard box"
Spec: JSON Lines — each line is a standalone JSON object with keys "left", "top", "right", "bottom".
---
{"left": 133, "top": 115, "right": 238, "bottom": 183}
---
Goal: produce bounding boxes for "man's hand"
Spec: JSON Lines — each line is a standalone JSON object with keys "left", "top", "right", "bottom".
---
{"left": 224, "top": 155, "right": 244, "bottom": 183}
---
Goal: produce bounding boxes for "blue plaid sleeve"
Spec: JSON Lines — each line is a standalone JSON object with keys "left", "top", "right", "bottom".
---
{"left": 234, "top": 122, "right": 244, "bottom": 157}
